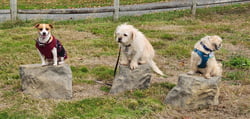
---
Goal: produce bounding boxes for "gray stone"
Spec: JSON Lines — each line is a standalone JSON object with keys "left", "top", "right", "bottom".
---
{"left": 165, "top": 74, "right": 221, "bottom": 109}
{"left": 19, "top": 64, "right": 72, "bottom": 99}
{"left": 110, "top": 64, "right": 152, "bottom": 94}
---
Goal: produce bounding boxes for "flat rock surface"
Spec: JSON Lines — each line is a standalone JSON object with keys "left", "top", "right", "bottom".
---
{"left": 20, "top": 64, "right": 72, "bottom": 99}
{"left": 165, "top": 74, "right": 221, "bottom": 109}
{"left": 110, "top": 64, "right": 152, "bottom": 94}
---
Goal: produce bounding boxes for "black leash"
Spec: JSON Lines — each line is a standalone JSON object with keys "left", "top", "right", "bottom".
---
{"left": 114, "top": 46, "right": 121, "bottom": 77}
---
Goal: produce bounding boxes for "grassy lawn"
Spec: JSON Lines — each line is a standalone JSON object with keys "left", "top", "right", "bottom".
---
{"left": 1, "top": 0, "right": 169, "bottom": 9}
{"left": 0, "top": 3, "right": 250, "bottom": 119}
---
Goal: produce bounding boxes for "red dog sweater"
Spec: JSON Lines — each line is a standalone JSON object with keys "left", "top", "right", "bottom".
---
{"left": 36, "top": 36, "right": 67, "bottom": 60}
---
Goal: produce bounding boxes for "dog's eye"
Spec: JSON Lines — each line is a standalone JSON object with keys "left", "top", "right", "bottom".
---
{"left": 39, "top": 28, "right": 42, "bottom": 31}
{"left": 124, "top": 34, "right": 128, "bottom": 36}
{"left": 45, "top": 28, "right": 49, "bottom": 30}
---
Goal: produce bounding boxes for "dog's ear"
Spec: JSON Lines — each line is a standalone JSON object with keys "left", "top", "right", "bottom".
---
{"left": 34, "top": 24, "right": 40, "bottom": 28}
{"left": 131, "top": 30, "right": 136, "bottom": 41}
{"left": 201, "top": 36, "right": 210, "bottom": 42}
{"left": 49, "top": 24, "right": 53, "bottom": 29}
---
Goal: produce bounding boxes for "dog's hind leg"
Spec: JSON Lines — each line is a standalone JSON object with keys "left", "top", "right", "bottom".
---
{"left": 204, "top": 66, "right": 212, "bottom": 79}
{"left": 138, "top": 58, "right": 147, "bottom": 64}
{"left": 188, "top": 52, "right": 198, "bottom": 75}
{"left": 58, "top": 57, "right": 64, "bottom": 65}
{"left": 52, "top": 47, "right": 58, "bottom": 66}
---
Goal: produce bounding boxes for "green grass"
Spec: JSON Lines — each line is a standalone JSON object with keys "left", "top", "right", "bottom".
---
{"left": 71, "top": 65, "right": 113, "bottom": 83}
{"left": 0, "top": 111, "right": 42, "bottom": 119}
{"left": 223, "top": 55, "right": 250, "bottom": 83}
{"left": 224, "top": 71, "right": 249, "bottom": 81}
{"left": 1, "top": 0, "right": 169, "bottom": 9}
{"left": 90, "top": 66, "right": 114, "bottom": 81}
{"left": 50, "top": 82, "right": 172, "bottom": 119}
{"left": 223, "top": 55, "right": 250, "bottom": 69}
{"left": 100, "top": 86, "right": 111, "bottom": 92}
{"left": 0, "top": 3, "right": 250, "bottom": 119}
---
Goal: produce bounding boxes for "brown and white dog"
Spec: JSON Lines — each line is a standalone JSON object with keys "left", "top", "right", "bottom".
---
{"left": 188, "top": 35, "right": 222, "bottom": 79}
{"left": 35, "top": 23, "right": 67, "bottom": 66}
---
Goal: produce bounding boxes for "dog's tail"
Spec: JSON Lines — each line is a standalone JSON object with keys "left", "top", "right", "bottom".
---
{"left": 148, "top": 59, "right": 164, "bottom": 76}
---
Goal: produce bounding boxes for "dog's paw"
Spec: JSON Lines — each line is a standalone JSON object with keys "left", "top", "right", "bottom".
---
{"left": 187, "top": 71, "right": 195, "bottom": 75}
{"left": 58, "top": 61, "right": 64, "bottom": 65}
{"left": 204, "top": 74, "right": 211, "bottom": 79}
{"left": 130, "top": 62, "right": 138, "bottom": 70}
{"left": 41, "top": 62, "right": 46, "bottom": 66}
{"left": 139, "top": 60, "right": 146, "bottom": 64}
{"left": 120, "top": 60, "right": 129, "bottom": 65}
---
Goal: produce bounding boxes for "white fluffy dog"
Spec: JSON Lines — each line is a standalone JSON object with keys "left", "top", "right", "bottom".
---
{"left": 188, "top": 35, "right": 223, "bottom": 79}
{"left": 115, "top": 23, "right": 164, "bottom": 76}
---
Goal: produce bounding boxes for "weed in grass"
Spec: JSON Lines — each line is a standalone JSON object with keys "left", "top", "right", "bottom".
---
{"left": 0, "top": 20, "right": 30, "bottom": 29}
{"left": 151, "top": 40, "right": 167, "bottom": 49}
{"left": 155, "top": 82, "right": 176, "bottom": 89}
{"left": 70, "top": 66, "right": 90, "bottom": 83}
{"left": 158, "top": 41, "right": 192, "bottom": 59}
{"left": 76, "top": 80, "right": 95, "bottom": 84}
{"left": 160, "top": 33, "right": 176, "bottom": 40}
{"left": 100, "top": 86, "right": 111, "bottom": 92}
{"left": 133, "top": 90, "right": 147, "bottom": 98}
{"left": 80, "top": 67, "right": 89, "bottom": 73}
{"left": 223, "top": 55, "right": 250, "bottom": 69}
{"left": 71, "top": 66, "right": 89, "bottom": 74}
{"left": 90, "top": 66, "right": 114, "bottom": 81}
{"left": 224, "top": 71, "right": 249, "bottom": 81}
{"left": 2, "top": 91, "right": 15, "bottom": 97}
{"left": 0, "top": 111, "right": 42, "bottom": 119}
{"left": 123, "top": 82, "right": 174, "bottom": 100}
{"left": 125, "top": 99, "right": 139, "bottom": 110}
{"left": 186, "top": 34, "right": 206, "bottom": 41}
{"left": 51, "top": 97, "right": 163, "bottom": 119}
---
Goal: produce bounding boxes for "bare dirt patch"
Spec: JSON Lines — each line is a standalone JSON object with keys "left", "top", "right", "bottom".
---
{"left": 53, "top": 26, "right": 98, "bottom": 41}
{"left": 72, "top": 84, "right": 107, "bottom": 101}
{"left": 141, "top": 24, "right": 186, "bottom": 34}
{"left": 223, "top": 43, "right": 250, "bottom": 57}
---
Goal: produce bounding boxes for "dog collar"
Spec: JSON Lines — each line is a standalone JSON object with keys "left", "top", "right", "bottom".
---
{"left": 37, "top": 36, "right": 52, "bottom": 46}
{"left": 124, "top": 44, "right": 131, "bottom": 52}
{"left": 200, "top": 42, "right": 213, "bottom": 52}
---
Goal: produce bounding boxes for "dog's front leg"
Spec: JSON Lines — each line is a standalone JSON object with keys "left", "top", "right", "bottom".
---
{"left": 120, "top": 51, "right": 129, "bottom": 65}
{"left": 130, "top": 50, "right": 142, "bottom": 70}
{"left": 204, "top": 66, "right": 212, "bottom": 79}
{"left": 37, "top": 50, "right": 46, "bottom": 66}
{"left": 52, "top": 47, "right": 58, "bottom": 66}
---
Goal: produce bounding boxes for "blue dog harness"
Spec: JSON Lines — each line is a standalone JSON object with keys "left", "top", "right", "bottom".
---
{"left": 194, "top": 42, "right": 214, "bottom": 68}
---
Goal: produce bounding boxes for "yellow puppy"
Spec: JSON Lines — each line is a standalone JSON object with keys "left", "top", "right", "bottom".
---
{"left": 188, "top": 35, "right": 222, "bottom": 79}
{"left": 115, "top": 23, "right": 164, "bottom": 76}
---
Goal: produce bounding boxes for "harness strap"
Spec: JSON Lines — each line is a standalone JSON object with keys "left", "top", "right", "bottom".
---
{"left": 194, "top": 49, "right": 211, "bottom": 68}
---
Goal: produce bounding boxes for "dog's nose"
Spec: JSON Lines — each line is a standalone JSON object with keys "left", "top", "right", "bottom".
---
{"left": 42, "top": 32, "right": 46, "bottom": 35}
{"left": 118, "top": 37, "right": 122, "bottom": 42}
